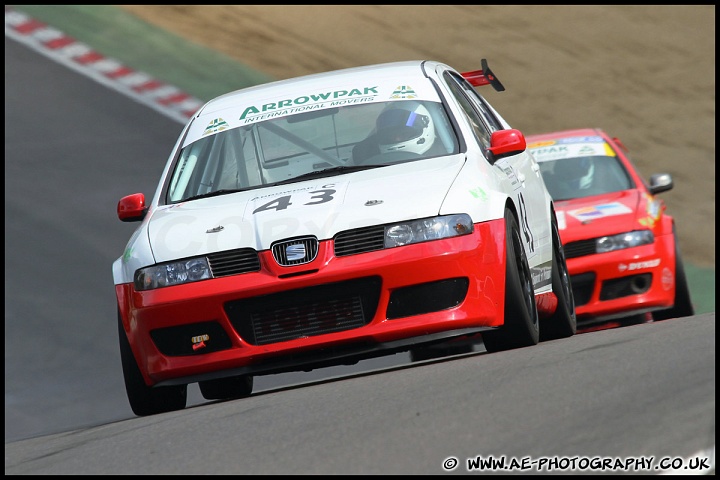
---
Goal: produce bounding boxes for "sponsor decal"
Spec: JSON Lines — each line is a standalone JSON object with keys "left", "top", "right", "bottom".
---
{"left": 239, "top": 87, "right": 379, "bottom": 121}
{"left": 638, "top": 193, "right": 662, "bottom": 228}
{"left": 528, "top": 139, "right": 614, "bottom": 162}
{"left": 502, "top": 166, "right": 519, "bottom": 186}
{"left": 555, "top": 136, "right": 604, "bottom": 144}
{"left": 528, "top": 136, "right": 604, "bottom": 150}
{"left": 577, "top": 146, "right": 598, "bottom": 155}
{"left": 529, "top": 145, "right": 570, "bottom": 160}
{"left": 527, "top": 140, "right": 556, "bottom": 149}
{"left": 531, "top": 264, "right": 553, "bottom": 287}
{"left": 556, "top": 210, "right": 567, "bottom": 230}
{"left": 203, "top": 118, "right": 230, "bottom": 136}
{"left": 246, "top": 182, "right": 348, "bottom": 216}
{"left": 389, "top": 85, "right": 418, "bottom": 99}
{"left": 618, "top": 258, "right": 661, "bottom": 272}
{"left": 567, "top": 202, "right": 632, "bottom": 221}
{"left": 122, "top": 228, "right": 143, "bottom": 263}
{"left": 469, "top": 187, "right": 488, "bottom": 201}
{"left": 661, "top": 267, "right": 674, "bottom": 290}
{"left": 191, "top": 334, "right": 209, "bottom": 351}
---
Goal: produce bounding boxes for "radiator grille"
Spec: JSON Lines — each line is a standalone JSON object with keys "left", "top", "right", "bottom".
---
{"left": 271, "top": 236, "right": 319, "bottom": 266}
{"left": 251, "top": 297, "right": 365, "bottom": 345}
{"left": 563, "top": 239, "right": 597, "bottom": 259}
{"left": 226, "top": 277, "right": 381, "bottom": 346}
{"left": 207, "top": 248, "right": 261, "bottom": 277}
{"left": 334, "top": 225, "right": 385, "bottom": 256}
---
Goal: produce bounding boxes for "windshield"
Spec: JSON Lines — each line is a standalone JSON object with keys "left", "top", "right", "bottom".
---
{"left": 537, "top": 155, "right": 633, "bottom": 201}
{"left": 166, "top": 100, "right": 459, "bottom": 203}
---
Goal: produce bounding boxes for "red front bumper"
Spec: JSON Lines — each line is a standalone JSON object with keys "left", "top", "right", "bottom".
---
{"left": 116, "top": 219, "right": 507, "bottom": 386}
{"left": 567, "top": 233, "right": 676, "bottom": 323}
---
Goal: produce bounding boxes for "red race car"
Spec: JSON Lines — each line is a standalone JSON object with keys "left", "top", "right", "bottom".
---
{"left": 526, "top": 128, "right": 694, "bottom": 328}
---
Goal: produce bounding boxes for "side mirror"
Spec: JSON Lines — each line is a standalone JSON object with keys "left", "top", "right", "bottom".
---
{"left": 648, "top": 173, "right": 673, "bottom": 194}
{"left": 117, "top": 193, "right": 147, "bottom": 222}
{"left": 487, "top": 129, "right": 526, "bottom": 162}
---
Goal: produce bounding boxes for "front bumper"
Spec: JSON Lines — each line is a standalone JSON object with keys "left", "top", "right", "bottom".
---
{"left": 566, "top": 235, "right": 676, "bottom": 325}
{"left": 116, "top": 219, "right": 507, "bottom": 386}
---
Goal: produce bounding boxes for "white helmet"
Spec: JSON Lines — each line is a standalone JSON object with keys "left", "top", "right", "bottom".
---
{"left": 557, "top": 157, "right": 595, "bottom": 190}
{"left": 375, "top": 102, "right": 436, "bottom": 155}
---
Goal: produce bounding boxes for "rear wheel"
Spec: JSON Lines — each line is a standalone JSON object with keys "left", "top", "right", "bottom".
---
{"left": 483, "top": 210, "right": 539, "bottom": 353}
{"left": 199, "top": 375, "right": 254, "bottom": 400}
{"left": 540, "top": 212, "right": 577, "bottom": 341}
{"left": 118, "top": 311, "right": 187, "bottom": 416}
{"left": 653, "top": 228, "right": 694, "bottom": 321}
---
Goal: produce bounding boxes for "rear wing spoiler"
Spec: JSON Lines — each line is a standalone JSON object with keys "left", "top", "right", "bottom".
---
{"left": 461, "top": 59, "right": 505, "bottom": 92}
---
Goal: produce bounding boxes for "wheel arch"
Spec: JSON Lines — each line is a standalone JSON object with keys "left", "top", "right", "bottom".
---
{"left": 116, "top": 286, "right": 154, "bottom": 387}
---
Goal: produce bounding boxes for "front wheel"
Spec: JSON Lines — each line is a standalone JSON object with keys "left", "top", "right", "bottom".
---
{"left": 483, "top": 209, "right": 539, "bottom": 353}
{"left": 540, "top": 212, "right": 577, "bottom": 341}
{"left": 118, "top": 311, "right": 187, "bottom": 416}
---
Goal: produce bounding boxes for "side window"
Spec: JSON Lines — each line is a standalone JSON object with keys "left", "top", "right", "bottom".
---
{"left": 456, "top": 77, "right": 503, "bottom": 132}
{"left": 443, "top": 72, "right": 493, "bottom": 154}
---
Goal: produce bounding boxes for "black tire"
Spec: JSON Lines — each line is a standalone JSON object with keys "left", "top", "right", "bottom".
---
{"left": 652, "top": 228, "right": 694, "bottom": 321}
{"left": 540, "top": 212, "right": 577, "bottom": 341}
{"left": 118, "top": 311, "right": 187, "bottom": 416}
{"left": 482, "top": 209, "right": 539, "bottom": 352}
{"left": 199, "top": 375, "right": 254, "bottom": 400}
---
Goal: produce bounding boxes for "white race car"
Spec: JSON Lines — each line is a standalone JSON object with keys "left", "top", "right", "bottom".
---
{"left": 113, "top": 59, "right": 576, "bottom": 415}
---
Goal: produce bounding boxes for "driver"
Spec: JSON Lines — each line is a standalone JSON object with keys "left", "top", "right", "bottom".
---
{"left": 353, "top": 102, "right": 437, "bottom": 163}
{"left": 556, "top": 157, "right": 595, "bottom": 190}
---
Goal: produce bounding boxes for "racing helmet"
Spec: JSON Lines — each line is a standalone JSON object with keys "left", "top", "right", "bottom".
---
{"left": 557, "top": 157, "right": 595, "bottom": 189}
{"left": 375, "top": 102, "right": 436, "bottom": 155}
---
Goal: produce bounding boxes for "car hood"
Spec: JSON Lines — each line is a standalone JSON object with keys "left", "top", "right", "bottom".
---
{"left": 146, "top": 155, "right": 465, "bottom": 262}
{"left": 553, "top": 190, "right": 648, "bottom": 243}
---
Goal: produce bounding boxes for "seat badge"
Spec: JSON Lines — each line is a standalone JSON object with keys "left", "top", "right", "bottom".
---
{"left": 286, "top": 243, "right": 306, "bottom": 262}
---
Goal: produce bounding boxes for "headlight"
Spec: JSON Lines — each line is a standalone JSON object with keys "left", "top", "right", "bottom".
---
{"left": 596, "top": 230, "right": 654, "bottom": 253}
{"left": 134, "top": 257, "right": 212, "bottom": 291}
{"left": 384, "top": 214, "right": 473, "bottom": 248}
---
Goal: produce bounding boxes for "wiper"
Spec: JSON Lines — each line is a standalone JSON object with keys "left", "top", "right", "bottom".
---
{"left": 274, "top": 165, "right": 385, "bottom": 185}
{"left": 183, "top": 188, "right": 247, "bottom": 202}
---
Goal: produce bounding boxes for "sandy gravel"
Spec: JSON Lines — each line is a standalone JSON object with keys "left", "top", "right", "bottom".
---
{"left": 120, "top": 5, "right": 715, "bottom": 268}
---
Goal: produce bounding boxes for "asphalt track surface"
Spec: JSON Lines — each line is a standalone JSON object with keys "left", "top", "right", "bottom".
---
{"left": 4, "top": 16, "right": 716, "bottom": 476}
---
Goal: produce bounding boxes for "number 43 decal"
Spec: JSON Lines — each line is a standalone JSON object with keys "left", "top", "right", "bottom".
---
{"left": 517, "top": 192, "right": 534, "bottom": 252}
{"left": 252, "top": 187, "right": 337, "bottom": 214}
